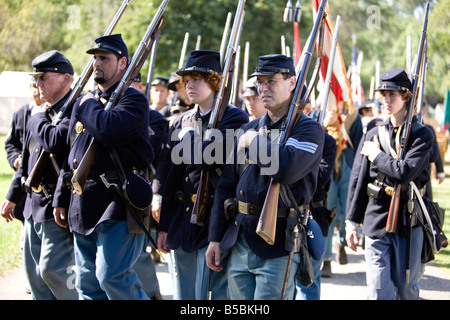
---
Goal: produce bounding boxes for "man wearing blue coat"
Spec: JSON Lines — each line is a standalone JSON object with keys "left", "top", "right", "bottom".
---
{"left": 157, "top": 50, "right": 249, "bottom": 299}
{"left": 1, "top": 50, "right": 78, "bottom": 299}
{"left": 206, "top": 54, "right": 324, "bottom": 299}
{"left": 346, "top": 69, "right": 433, "bottom": 299}
{"left": 53, "top": 34, "right": 154, "bottom": 300}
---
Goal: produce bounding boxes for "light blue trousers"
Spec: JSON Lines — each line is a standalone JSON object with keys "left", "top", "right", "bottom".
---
{"left": 365, "top": 227, "right": 423, "bottom": 300}
{"left": 325, "top": 158, "right": 352, "bottom": 259}
{"left": 23, "top": 218, "right": 78, "bottom": 300}
{"left": 169, "top": 245, "right": 230, "bottom": 300}
{"left": 228, "top": 229, "right": 299, "bottom": 300}
{"left": 133, "top": 237, "right": 161, "bottom": 298}
{"left": 73, "top": 220, "right": 147, "bottom": 300}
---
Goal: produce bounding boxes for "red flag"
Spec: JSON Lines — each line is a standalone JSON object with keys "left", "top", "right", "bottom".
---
{"left": 293, "top": 22, "right": 302, "bottom": 64}
{"left": 312, "top": 0, "right": 355, "bottom": 114}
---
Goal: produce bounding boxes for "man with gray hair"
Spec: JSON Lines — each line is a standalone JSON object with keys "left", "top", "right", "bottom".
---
{"left": 1, "top": 50, "right": 77, "bottom": 300}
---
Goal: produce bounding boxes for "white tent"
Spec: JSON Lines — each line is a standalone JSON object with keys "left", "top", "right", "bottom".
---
{"left": 0, "top": 71, "right": 33, "bottom": 134}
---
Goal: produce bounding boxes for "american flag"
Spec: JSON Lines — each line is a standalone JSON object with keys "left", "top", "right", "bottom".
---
{"left": 312, "top": 0, "right": 355, "bottom": 115}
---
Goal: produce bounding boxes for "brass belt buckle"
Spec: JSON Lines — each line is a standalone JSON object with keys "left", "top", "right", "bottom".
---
{"left": 32, "top": 184, "right": 42, "bottom": 193}
{"left": 238, "top": 200, "right": 249, "bottom": 215}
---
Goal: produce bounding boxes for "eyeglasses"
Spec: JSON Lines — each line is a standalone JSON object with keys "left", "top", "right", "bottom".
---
{"left": 34, "top": 74, "right": 62, "bottom": 82}
{"left": 255, "top": 77, "right": 285, "bottom": 89}
{"left": 380, "top": 92, "right": 399, "bottom": 101}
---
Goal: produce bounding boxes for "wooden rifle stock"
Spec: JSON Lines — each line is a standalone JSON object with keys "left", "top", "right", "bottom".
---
{"left": 256, "top": 181, "right": 281, "bottom": 245}
{"left": 386, "top": 184, "right": 401, "bottom": 233}
{"left": 70, "top": 0, "right": 168, "bottom": 194}
{"left": 24, "top": 151, "right": 51, "bottom": 191}
{"left": 23, "top": 0, "right": 131, "bottom": 193}
{"left": 385, "top": 2, "right": 429, "bottom": 233}
{"left": 71, "top": 139, "right": 98, "bottom": 194}
{"left": 190, "top": 171, "right": 209, "bottom": 225}
{"left": 190, "top": 0, "right": 246, "bottom": 226}
{"left": 256, "top": 0, "right": 327, "bottom": 245}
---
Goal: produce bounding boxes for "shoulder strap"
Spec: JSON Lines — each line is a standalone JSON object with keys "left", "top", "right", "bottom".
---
{"left": 378, "top": 124, "right": 397, "bottom": 158}
{"left": 410, "top": 181, "right": 438, "bottom": 253}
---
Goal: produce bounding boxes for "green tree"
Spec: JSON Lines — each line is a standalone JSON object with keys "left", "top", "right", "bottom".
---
{"left": 0, "top": 0, "right": 447, "bottom": 105}
{"left": 0, "top": 0, "right": 71, "bottom": 71}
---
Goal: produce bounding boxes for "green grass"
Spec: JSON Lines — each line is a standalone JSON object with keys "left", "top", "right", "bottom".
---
{"left": 0, "top": 134, "right": 23, "bottom": 277}
{"left": 430, "top": 175, "right": 450, "bottom": 272}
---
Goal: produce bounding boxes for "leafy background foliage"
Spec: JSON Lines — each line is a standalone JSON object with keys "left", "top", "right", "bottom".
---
{"left": 0, "top": 0, "right": 448, "bottom": 105}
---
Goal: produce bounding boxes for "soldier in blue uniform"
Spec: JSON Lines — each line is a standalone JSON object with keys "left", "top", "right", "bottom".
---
{"left": 295, "top": 105, "right": 337, "bottom": 299}
{"left": 150, "top": 76, "right": 171, "bottom": 117}
{"left": 321, "top": 101, "right": 363, "bottom": 276}
{"left": 130, "top": 71, "right": 167, "bottom": 299}
{"left": 346, "top": 68, "right": 434, "bottom": 300}
{"left": 1, "top": 50, "right": 78, "bottom": 300}
{"left": 52, "top": 34, "right": 154, "bottom": 300}
{"left": 242, "top": 79, "right": 265, "bottom": 120}
{"left": 157, "top": 50, "right": 249, "bottom": 299}
{"left": 4, "top": 77, "right": 45, "bottom": 223}
{"left": 206, "top": 54, "right": 324, "bottom": 300}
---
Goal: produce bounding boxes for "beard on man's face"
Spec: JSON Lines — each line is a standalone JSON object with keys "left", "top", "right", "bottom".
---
{"left": 94, "top": 76, "right": 106, "bottom": 84}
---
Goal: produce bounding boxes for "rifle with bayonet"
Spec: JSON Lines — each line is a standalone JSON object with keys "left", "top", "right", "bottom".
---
{"left": 256, "top": 0, "right": 327, "bottom": 246}
{"left": 171, "top": 32, "right": 190, "bottom": 105}
{"left": 190, "top": 0, "right": 246, "bottom": 226}
{"left": 23, "top": 0, "right": 131, "bottom": 193}
{"left": 71, "top": 0, "right": 169, "bottom": 195}
{"left": 385, "top": 2, "right": 430, "bottom": 233}
{"left": 282, "top": 14, "right": 341, "bottom": 298}
{"left": 145, "top": 33, "right": 160, "bottom": 100}
{"left": 416, "top": 43, "right": 427, "bottom": 124}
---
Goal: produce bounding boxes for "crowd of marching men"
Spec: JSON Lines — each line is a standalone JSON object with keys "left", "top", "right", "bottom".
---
{"left": 1, "top": 0, "right": 447, "bottom": 301}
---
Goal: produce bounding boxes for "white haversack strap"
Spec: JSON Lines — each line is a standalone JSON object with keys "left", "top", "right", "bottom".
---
{"left": 409, "top": 181, "right": 438, "bottom": 253}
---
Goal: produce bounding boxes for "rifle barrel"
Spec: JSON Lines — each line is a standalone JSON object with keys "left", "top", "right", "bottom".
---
{"left": 205, "top": 0, "right": 246, "bottom": 140}
{"left": 385, "top": 2, "right": 430, "bottom": 233}
{"left": 190, "top": 0, "right": 246, "bottom": 226}
{"left": 71, "top": 0, "right": 169, "bottom": 194}
{"left": 24, "top": 0, "right": 131, "bottom": 192}
{"left": 256, "top": 0, "right": 327, "bottom": 245}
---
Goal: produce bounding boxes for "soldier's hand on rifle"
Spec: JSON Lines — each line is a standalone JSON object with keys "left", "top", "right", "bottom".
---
{"left": 237, "top": 129, "right": 259, "bottom": 152}
{"left": 80, "top": 92, "right": 97, "bottom": 106}
{"left": 0, "top": 199, "right": 16, "bottom": 223}
{"left": 205, "top": 241, "right": 223, "bottom": 272}
{"left": 181, "top": 113, "right": 196, "bottom": 130}
{"left": 157, "top": 231, "right": 170, "bottom": 254}
{"left": 53, "top": 207, "right": 68, "bottom": 228}
{"left": 361, "top": 135, "right": 381, "bottom": 162}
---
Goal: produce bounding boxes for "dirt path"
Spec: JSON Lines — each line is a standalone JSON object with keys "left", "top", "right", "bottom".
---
{"left": 1, "top": 249, "right": 449, "bottom": 300}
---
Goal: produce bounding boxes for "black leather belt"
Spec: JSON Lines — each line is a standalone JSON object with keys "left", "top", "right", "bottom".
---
{"left": 238, "top": 200, "right": 308, "bottom": 218}
{"left": 176, "top": 190, "right": 214, "bottom": 203}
